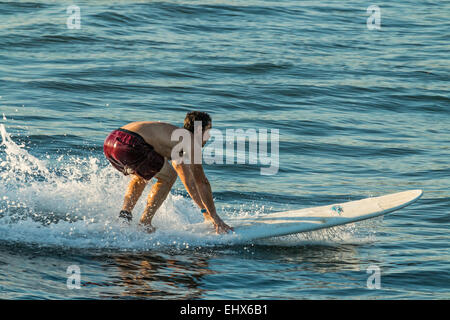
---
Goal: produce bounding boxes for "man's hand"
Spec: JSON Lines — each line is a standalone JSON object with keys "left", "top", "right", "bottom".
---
{"left": 213, "top": 219, "right": 234, "bottom": 234}
{"left": 171, "top": 161, "right": 233, "bottom": 235}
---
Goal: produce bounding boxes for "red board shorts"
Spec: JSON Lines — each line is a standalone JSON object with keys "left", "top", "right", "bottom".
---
{"left": 103, "top": 128, "right": 165, "bottom": 180}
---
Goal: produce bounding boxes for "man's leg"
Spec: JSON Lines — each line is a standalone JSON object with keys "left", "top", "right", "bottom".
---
{"left": 122, "top": 174, "right": 148, "bottom": 215}
{"left": 139, "top": 160, "right": 177, "bottom": 229}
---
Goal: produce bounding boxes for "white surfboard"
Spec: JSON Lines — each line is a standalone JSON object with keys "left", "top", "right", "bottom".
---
{"left": 226, "top": 190, "right": 423, "bottom": 241}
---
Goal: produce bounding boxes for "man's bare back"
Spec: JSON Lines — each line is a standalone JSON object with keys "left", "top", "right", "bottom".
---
{"left": 121, "top": 121, "right": 179, "bottom": 160}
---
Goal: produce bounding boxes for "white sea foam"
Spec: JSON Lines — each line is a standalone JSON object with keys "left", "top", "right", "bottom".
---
{"left": 0, "top": 124, "right": 244, "bottom": 250}
{"left": 0, "top": 124, "right": 376, "bottom": 250}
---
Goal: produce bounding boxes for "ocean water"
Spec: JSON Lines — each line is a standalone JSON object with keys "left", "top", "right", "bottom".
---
{"left": 0, "top": 0, "right": 449, "bottom": 300}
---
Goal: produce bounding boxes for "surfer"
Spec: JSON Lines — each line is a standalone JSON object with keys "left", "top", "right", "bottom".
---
{"left": 103, "top": 111, "right": 233, "bottom": 234}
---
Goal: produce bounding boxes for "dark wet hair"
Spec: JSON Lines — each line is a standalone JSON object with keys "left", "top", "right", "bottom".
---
{"left": 183, "top": 111, "right": 212, "bottom": 133}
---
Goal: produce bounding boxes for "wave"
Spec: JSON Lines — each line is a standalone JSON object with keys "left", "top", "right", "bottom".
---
{"left": 0, "top": 124, "right": 376, "bottom": 251}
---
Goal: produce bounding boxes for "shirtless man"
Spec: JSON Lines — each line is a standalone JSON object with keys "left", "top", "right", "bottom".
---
{"left": 103, "top": 111, "right": 233, "bottom": 234}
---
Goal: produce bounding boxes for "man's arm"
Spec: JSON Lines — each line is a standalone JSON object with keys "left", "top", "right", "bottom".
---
{"left": 171, "top": 161, "right": 233, "bottom": 234}
{"left": 179, "top": 166, "right": 214, "bottom": 223}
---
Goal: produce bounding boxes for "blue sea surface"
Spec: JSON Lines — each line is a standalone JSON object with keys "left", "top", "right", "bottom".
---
{"left": 0, "top": 0, "right": 449, "bottom": 299}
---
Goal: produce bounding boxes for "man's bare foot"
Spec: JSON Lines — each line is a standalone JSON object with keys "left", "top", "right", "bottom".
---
{"left": 138, "top": 223, "right": 156, "bottom": 234}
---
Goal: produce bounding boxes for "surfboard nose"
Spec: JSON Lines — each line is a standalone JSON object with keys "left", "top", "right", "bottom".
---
{"left": 377, "top": 189, "right": 423, "bottom": 211}
{"left": 395, "top": 189, "right": 423, "bottom": 199}
{"left": 411, "top": 189, "right": 423, "bottom": 199}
